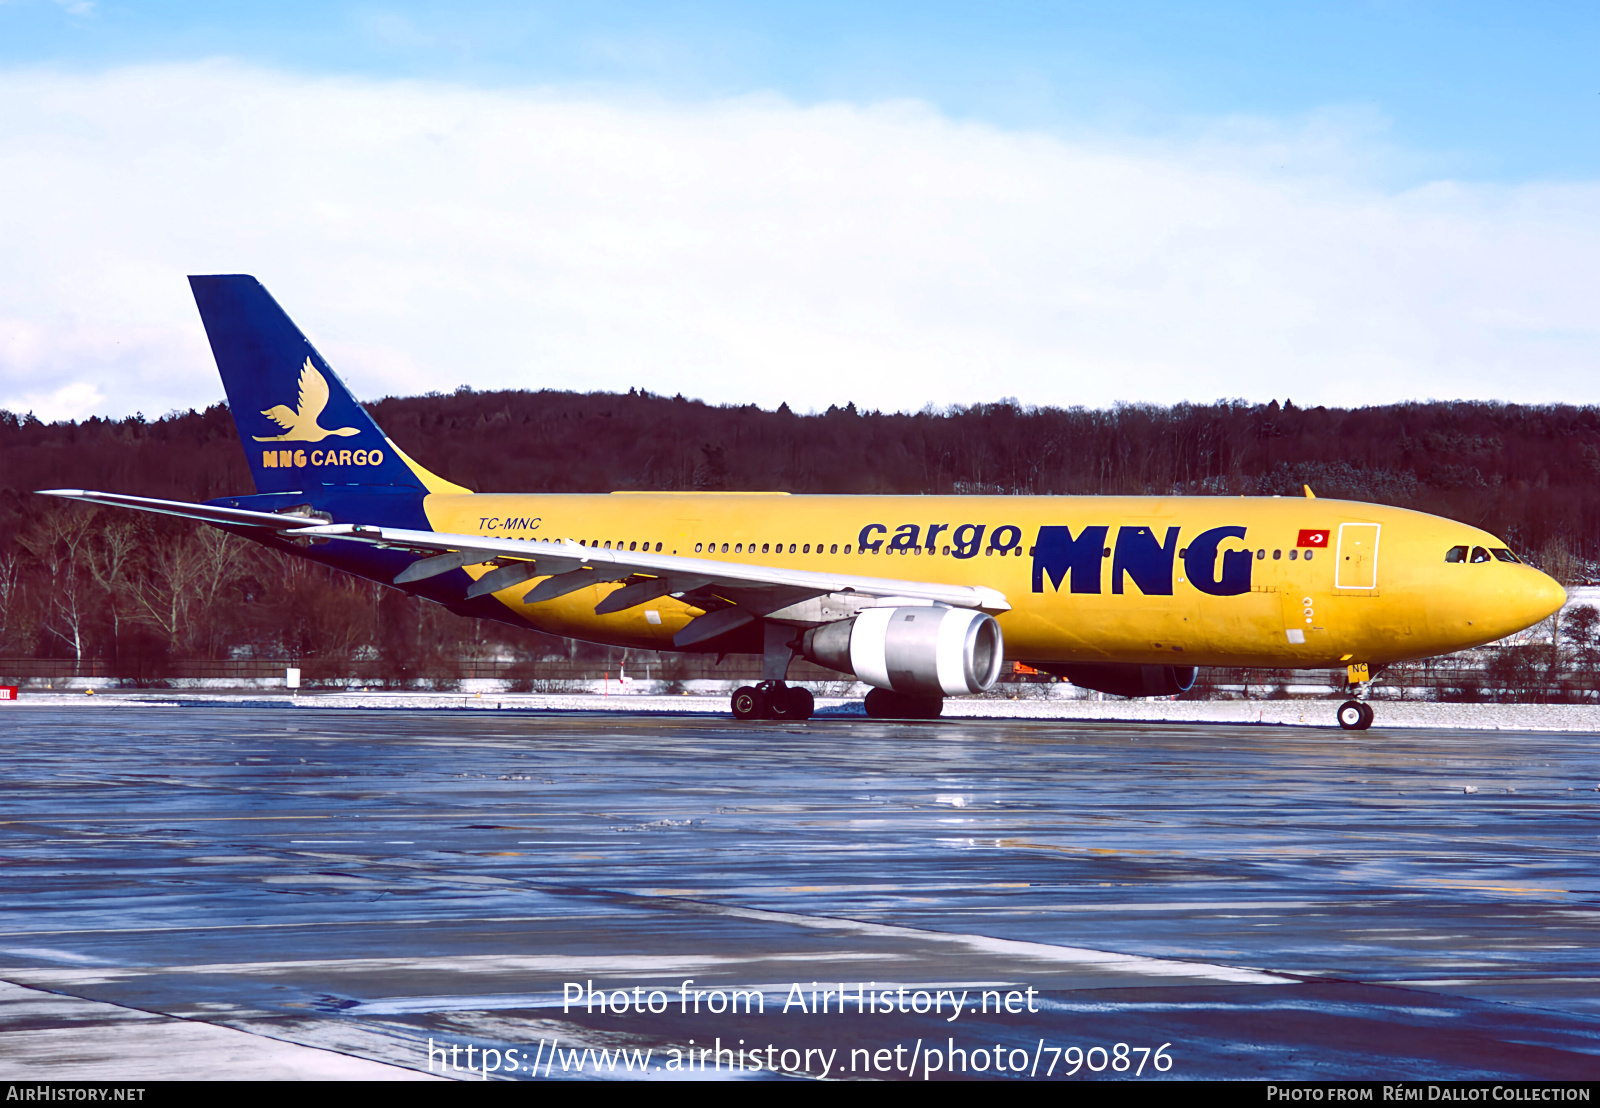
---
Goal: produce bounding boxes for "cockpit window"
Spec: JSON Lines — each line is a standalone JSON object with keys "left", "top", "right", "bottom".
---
{"left": 1470, "top": 546, "right": 1491, "bottom": 563}
{"left": 1445, "top": 545, "right": 1468, "bottom": 563}
{"left": 1490, "top": 548, "right": 1520, "bottom": 563}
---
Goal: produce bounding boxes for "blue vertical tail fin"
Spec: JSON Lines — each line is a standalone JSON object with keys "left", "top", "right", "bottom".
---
{"left": 189, "top": 275, "right": 465, "bottom": 496}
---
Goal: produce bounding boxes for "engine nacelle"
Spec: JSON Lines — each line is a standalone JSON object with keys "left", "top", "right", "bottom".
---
{"left": 1041, "top": 663, "right": 1198, "bottom": 699}
{"left": 800, "top": 607, "right": 1004, "bottom": 696}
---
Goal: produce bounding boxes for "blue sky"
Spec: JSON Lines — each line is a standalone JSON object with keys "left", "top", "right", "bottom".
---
{"left": 2, "top": 1, "right": 1599, "bottom": 418}
{"left": 9, "top": 1, "right": 1598, "bottom": 183}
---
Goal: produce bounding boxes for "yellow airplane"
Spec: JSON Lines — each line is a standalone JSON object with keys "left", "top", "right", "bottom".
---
{"left": 43, "top": 276, "right": 1566, "bottom": 730}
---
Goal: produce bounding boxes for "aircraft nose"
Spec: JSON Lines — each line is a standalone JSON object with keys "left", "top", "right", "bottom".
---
{"left": 1529, "top": 570, "right": 1568, "bottom": 624}
{"left": 1454, "top": 563, "right": 1567, "bottom": 646}
{"left": 1526, "top": 568, "right": 1568, "bottom": 623}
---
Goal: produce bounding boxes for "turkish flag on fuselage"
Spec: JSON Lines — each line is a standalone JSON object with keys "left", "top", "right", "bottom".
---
{"left": 1297, "top": 529, "right": 1330, "bottom": 548}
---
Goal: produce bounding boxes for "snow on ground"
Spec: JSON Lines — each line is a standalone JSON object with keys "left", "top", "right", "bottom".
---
{"left": 11, "top": 687, "right": 1600, "bottom": 732}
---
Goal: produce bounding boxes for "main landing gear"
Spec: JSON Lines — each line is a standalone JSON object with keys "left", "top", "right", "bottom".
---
{"left": 731, "top": 681, "right": 815, "bottom": 721}
{"left": 731, "top": 624, "right": 816, "bottom": 721}
{"left": 863, "top": 688, "right": 944, "bottom": 720}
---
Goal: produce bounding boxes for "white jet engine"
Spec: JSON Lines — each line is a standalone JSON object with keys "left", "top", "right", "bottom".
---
{"left": 800, "top": 606, "right": 1004, "bottom": 696}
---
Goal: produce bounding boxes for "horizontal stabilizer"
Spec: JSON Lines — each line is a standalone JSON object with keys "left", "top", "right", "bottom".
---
{"left": 37, "top": 490, "right": 334, "bottom": 532}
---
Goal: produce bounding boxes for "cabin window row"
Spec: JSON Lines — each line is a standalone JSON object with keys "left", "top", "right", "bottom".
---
{"left": 686, "top": 542, "right": 1035, "bottom": 556}
{"left": 559, "top": 540, "right": 1379, "bottom": 564}
{"left": 551, "top": 539, "right": 1526, "bottom": 568}
{"left": 694, "top": 542, "right": 850, "bottom": 554}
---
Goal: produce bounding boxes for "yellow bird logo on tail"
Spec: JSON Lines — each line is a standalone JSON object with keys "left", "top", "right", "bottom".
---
{"left": 253, "top": 359, "right": 361, "bottom": 442}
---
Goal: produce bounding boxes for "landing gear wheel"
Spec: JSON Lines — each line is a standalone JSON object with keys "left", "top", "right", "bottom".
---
{"left": 864, "top": 688, "right": 897, "bottom": 718}
{"left": 1337, "top": 700, "right": 1373, "bottom": 730}
{"left": 731, "top": 685, "right": 766, "bottom": 720}
{"left": 785, "top": 686, "right": 814, "bottom": 721}
{"left": 864, "top": 689, "right": 945, "bottom": 720}
{"left": 766, "top": 682, "right": 798, "bottom": 720}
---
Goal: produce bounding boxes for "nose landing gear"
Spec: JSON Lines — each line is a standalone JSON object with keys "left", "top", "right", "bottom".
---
{"left": 1337, "top": 662, "right": 1375, "bottom": 730}
{"left": 1336, "top": 700, "right": 1374, "bottom": 730}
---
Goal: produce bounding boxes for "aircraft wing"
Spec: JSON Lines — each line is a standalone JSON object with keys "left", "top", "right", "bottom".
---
{"left": 38, "top": 489, "right": 1010, "bottom": 647}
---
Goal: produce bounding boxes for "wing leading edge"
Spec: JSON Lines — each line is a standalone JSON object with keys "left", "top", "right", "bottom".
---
{"left": 38, "top": 489, "right": 1010, "bottom": 648}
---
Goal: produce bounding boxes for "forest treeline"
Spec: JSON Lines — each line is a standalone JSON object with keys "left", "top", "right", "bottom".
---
{"left": 2, "top": 388, "right": 1597, "bottom": 671}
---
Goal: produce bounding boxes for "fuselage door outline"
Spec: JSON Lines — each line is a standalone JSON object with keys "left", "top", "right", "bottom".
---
{"left": 1335, "top": 522, "right": 1381, "bottom": 590}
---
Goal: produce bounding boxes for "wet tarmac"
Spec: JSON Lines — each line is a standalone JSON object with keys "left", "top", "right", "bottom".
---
{"left": 1, "top": 702, "right": 1598, "bottom": 1080}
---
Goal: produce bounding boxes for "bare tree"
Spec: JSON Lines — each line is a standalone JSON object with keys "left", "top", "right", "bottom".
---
{"left": 132, "top": 526, "right": 243, "bottom": 655}
{"left": 0, "top": 547, "right": 25, "bottom": 655}
{"left": 17, "top": 505, "right": 97, "bottom": 670}
{"left": 83, "top": 517, "right": 142, "bottom": 663}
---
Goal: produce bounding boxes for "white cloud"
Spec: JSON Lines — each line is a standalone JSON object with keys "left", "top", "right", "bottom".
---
{"left": 0, "top": 61, "right": 1598, "bottom": 422}
{"left": 1, "top": 381, "right": 106, "bottom": 422}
